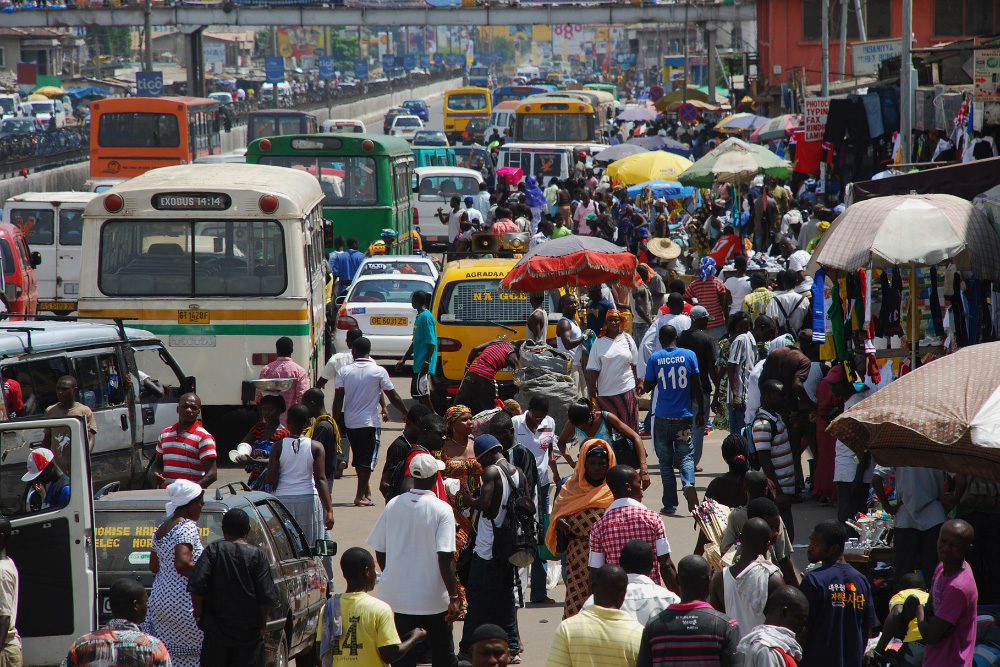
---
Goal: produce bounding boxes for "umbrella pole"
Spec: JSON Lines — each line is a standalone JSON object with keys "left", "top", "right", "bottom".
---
{"left": 909, "top": 265, "right": 918, "bottom": 369}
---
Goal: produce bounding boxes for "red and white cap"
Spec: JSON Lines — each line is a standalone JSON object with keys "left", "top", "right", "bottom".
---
{"left": 22, "top": 448, "right": 54, "bottom": 482}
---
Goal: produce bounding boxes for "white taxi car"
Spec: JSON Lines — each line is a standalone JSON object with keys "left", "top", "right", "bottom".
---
{"left": 389, "top": 114, "right": 423, "bottom": 141}
{"left": 355, "top": 255, "right": 440, "bottom": 282}
{"left": 334, "top": 273, "right": 437, "bottom": 358}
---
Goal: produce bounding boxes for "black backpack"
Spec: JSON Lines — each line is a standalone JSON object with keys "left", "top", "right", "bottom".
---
{"left": 386, "top": 445, "right": 428, "bottom": 502}
{"left": 490, "top": 465, "right": 538, "bottom": 568}
{"left": 773, "top": 294, "right": 808, "bottom": 336}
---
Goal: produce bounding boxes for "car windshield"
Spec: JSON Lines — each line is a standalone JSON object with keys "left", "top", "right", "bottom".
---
{"left": 417, "top": 175, "right": 479, "bottom": 201}
{"left": 29, "top": 102, "right": 54, "bottom": 114}
{"left": 348, "top": 278, "right": 432, "bottom": 303}
{"left": 94, "top": 509, "right": 223, "bottom": 572}
{"left": 359, "top": 260, "right": 435, "bottom": 277}
{"left": 438, "top": 279, "right": 557, "bottom": 324}
{"left": 2, "top": 119, "right": 35, "bottom": 133}
{"left": 0, "top": 99, "right": 15, "bottom": 114}
{"left": 396, "top": 117, "right": 421, "bottom": 127}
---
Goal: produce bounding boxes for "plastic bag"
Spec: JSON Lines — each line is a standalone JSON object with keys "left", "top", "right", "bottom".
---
{"left": 513, "top": 366, "right": 577, "bottom": 436}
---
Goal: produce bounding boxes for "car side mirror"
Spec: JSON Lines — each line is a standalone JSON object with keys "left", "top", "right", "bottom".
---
{"left": 30, "top": 251, "right": 41, "bottom": 268}
{"left": 181, "top": 375, "right": 196, "bottom": 394}
{"left": 313, "top": 539, "right": 337, "bottom": 557}
{"left": 335, "top": 295, "right": 346, "bottom": 306}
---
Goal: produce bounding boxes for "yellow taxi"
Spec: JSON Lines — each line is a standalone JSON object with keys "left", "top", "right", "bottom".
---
{"left": 429, "top": 258, "right": 558, "bottom": 411}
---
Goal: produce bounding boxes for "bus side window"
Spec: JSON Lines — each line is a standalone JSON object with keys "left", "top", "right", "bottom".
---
{"left": 6, "top": 358, "right": 71, "bottom": 417}
{"left": 74, "top": 353, "right": 125, "bottom": 410}
{"left": 133, "top": 346, "right": 182, "bottom": 403}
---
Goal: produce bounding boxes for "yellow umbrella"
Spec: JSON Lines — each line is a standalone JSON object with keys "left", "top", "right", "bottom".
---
{"left": 606, "top": 151, "right": 694, "bottom": 186}
{"left": 34, "top": 86, "right": 65, "bottom": 97}
{"left": 27, "top": 93, "right": 48, "bottom": 101}
{"left": 714, "top": 112, "right": 769, "bottom": 133}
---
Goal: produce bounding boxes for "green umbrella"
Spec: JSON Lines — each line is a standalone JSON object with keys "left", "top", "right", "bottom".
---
{"left": 678, "top": 137, "right": 792, "bottom": 188}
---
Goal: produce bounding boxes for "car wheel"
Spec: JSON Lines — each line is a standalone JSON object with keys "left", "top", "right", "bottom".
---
{"left": 273, "top": 633, "right": 289, "bottom": 667}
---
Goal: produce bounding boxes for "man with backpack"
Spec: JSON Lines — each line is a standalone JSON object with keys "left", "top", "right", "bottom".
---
{"left": 457, "top": 435, "right": 529, "bottom": 664}
{"left": 379, "top": 404, "right": 433, "bottom": 502}
{"left": 766, "top": 271, "right": 810, "bottom": 336}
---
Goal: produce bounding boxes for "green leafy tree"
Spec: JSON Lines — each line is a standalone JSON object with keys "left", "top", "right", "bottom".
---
{"left": 87, "top": 26, "right": 130, "bottom": 59}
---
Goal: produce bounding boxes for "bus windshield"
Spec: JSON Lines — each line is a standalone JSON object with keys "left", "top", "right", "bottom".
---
{"left": 256, "top": 155, "right": 378, "bottom": 207}
{"left": 98, "top": 219, "right": 287, "bottom": 296}
{"left": 97, "top": 113, "right": 181, "bottom": 148}
{"left": 518, "top": 114, "right": 594, "bottom": 143}
{"left": 447, "top": 94, "right": 489, "bottom": 111}
{"left": 248, "top": 116, "right": 304, "bottom": 141}
{"left": 438, "top": 279, "right": 556, "bottom": 324}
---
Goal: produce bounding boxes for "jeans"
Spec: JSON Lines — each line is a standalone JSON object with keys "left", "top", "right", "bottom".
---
{"left": 653, "top": 416, "right": 695, "bottom": 511}
{"left": 729, "top": 403, "right": 747, "bottom": 436}
{"left": 394, "top": 612, "right": 457, "bottom": 667}
{"left": 836, "top": 481, "right": 869, "bottom": 526}
{"left": 459, "top": 555, "right": 520, "bottom": 656}
{"left": 633, "top": 321, "right": 650, "bottom": 349}
{"left": 755, "top": 232, "right": 769, "bottom": 253}
{"left": 690, "top": 392, "right": 711, "bottom": 466}
{"left": 530, "top": 483, "right": 550, "bottom": 602}
{"left": 894, "top": 524, "right": 943, "bottom": 585}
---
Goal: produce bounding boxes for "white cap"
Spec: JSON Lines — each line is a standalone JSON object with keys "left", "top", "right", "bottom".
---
{"left": 409, "top": 453, "right": 445, "bottom": 479}
{"left": 788, "top": 250, "right": 811, "bottom": 273}
{"left": 22, "top": 448, "right": 54, "bottom": 482}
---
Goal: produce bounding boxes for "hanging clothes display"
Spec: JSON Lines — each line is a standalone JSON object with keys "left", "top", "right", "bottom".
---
{"left": 929, "top": 267, "right": 945, "bottom": 338}
{"left": 876, "top": 269, "right": 903, "bottom": 337}
{"left": 862, "top": 92, "right": 885, "bottom": 139}
{"left": 829, "top": 281, "right": 848, "bottom": 362}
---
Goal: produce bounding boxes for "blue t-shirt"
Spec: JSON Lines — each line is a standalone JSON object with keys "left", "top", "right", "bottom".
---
{"left": 43, "top": 476, "right": 71, "bottom": 509}
{"left": 800, "top": 562, "right": 878, "bottom": 667}
{"left": 586, "top": 298, "right": 614, "bottom": 333}
{"left": 412, "top": 309, "right": 438, "bottom": 373}
{"left": 333, "top": 249, "right": 366, "bottom": 293}
{"left": 645, "top": 347, "right": 699, "bottom": 419}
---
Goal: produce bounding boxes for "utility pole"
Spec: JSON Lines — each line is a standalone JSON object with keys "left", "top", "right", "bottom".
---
{"left": 900, "top": 0, "right": 914, "bottom": 163}
{"left": 853, "top": 0, "right": 867, "bottom": 41}
{"left": 821, "top": 0, "right": 830, "bottom": 96}
{"left": 682, "top": 0, "right": 690, "bottom": 102}
{"left": 143, "top": 0, "right": 153, "bottom": 71}
{"left": 838, "top": 0, "right": 847, "bottom": 81}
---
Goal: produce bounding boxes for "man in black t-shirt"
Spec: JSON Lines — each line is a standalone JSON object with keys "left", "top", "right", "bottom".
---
{"left": 302, "top": 388, "right": 339, "bottom": 488}
{"left": 379, "top": 404, "right": 432, "bottom": 502}
{"left": 637, "top": 555, "right": 741, "bottom": 667}
{"left": 678, "top": 306, "right": 718, "bottom": 471}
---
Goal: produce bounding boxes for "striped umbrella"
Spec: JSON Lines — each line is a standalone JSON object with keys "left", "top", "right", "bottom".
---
{"left": 500, "top": 235, "right": 639, "bottom": 292}
{"left": 749, "top": 114, "right": 803, "bottom": 142}
{"left": 829, "top": 343, "right": 1000, "bottom": 480}
{"left": 713, "top": 113, "right": 769, "bottom": 133}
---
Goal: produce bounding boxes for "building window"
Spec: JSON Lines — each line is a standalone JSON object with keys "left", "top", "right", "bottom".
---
{"left": 0, "top": 47, "right": 5, "bottom": 69}
{"left": 935, "top": 0, "right": 994, "bottom": 36}
{"left": 802, "top": 0, "right": 892, "bottom": 42}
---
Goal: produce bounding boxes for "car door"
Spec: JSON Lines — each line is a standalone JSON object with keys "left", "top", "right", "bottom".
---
{"left": 69, "top": 348, "right": 135, "bottom": 492}
{"left": 132, "top": 344, "right": 187, "bottom": 447}
{"left": 56, "top": 206, "right": 85, "bottom": 308}
{"left": 6, "top": 206, "right": 53, "bottom": 303}
{"left": 257, "top": 499, "right": 324, "bottom": 655}
{"left": 3, "top": 417, "right": 96, "bottom": 667}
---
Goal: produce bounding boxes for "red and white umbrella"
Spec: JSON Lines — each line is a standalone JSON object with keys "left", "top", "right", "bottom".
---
{"left": 501, "top": 236, "right": 639, "bottom": 292}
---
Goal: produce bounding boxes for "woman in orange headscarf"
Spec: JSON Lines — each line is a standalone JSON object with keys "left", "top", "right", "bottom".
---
{"left": 546, "top": 438, "right": 616, "bottom": 618}
{"left": 585, "top": 309, "right": 641, "bottom": 432}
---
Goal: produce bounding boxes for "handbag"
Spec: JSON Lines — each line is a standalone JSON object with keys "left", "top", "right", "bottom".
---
{"left": 604, "top": 412, "right": 641, "bottom": 469}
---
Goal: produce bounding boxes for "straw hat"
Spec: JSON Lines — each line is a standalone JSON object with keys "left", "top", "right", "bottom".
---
{"left": 646, "top": 237, "right": 682, "bottom": 260}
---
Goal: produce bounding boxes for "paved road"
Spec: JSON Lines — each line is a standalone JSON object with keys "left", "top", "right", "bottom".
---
{"left": 216, "top": 364, "right": 835, "bottom": 666}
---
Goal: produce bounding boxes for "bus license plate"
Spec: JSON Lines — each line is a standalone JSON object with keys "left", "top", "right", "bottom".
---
{"left": 370, "top": 316, "right": 407, "bottom": 326}
{"left": 39, "top": 300, "right": 76, "bottom": 312}
{"left": 178, "top": 310, "right": 210, "bottom": 324}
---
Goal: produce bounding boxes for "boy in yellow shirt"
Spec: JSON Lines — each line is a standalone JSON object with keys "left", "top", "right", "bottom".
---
{"left": 330, "top": 548, "right": 426, "bottom": 667}
{"left": 867, "top": 573, "right": 929, "bottom": 664}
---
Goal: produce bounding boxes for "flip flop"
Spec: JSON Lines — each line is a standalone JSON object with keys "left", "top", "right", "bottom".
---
{"left": 354, "top": 499, "right": 375, "bottom": 507}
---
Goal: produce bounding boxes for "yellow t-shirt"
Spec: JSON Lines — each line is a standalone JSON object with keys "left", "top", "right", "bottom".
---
{"left": 330, "top": 592, "right": 401, "bottom": 667}
{"left": 889, "top": 588, "right": 929, "bottom": 643}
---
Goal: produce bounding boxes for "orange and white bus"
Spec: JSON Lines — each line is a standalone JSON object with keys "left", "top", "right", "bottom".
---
{"left": 89, "top": 97, "right": 222, "bottom": 178}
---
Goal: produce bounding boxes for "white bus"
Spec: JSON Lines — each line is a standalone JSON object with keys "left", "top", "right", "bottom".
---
{"left": 78, "top": 164, "right": 328, "bottom": 425}
{"left": 3, "top": 191, "right": 98, "bottom": 313}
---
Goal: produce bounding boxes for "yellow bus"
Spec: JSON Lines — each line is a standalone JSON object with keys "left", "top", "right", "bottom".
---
{"left": 443, "top": 86, "right": 492, "bottom": 144}
{"left": 513, "top": 95, "right": 603, "bottom": 145}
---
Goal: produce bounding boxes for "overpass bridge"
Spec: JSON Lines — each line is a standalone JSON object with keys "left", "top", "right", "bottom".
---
{"left": 4, "top": 3, "right": 752, "bottom": 28}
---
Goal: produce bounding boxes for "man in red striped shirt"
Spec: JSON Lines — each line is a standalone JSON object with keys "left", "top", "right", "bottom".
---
{"left": 152, "top": 393, "right": 218, "bottom": 488}
{"left": 452, "top": 339, "right": 520, "bottom": 415}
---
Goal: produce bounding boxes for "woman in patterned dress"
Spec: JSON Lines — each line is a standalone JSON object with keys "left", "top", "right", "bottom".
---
{"left": 438, "top": 405, "right": 483, "bottom": 618}
{"left": 544, "top": 439, "right": 616, "bottom": 618}
{"left": 144, "top": 480, "right": 205, "bottom": 667}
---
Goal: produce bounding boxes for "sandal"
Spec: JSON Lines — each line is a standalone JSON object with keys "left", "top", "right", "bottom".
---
{"left": 353, "top": 498, "right": 375, "bottom": 507}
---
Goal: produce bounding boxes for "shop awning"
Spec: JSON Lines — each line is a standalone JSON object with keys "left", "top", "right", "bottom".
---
{"left": 848, "top": 157, "right": 1000, "bottom": 203}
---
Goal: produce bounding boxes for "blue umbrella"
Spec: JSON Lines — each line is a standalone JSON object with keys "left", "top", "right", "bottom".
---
{"left": 626, "top": 135, "right": 691, "bottom": 157}
{"left": 626, "top": 180, "right": 696, "bottom": 200}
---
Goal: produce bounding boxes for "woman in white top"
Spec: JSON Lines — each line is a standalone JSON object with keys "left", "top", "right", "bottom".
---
{"left": 585, "top": 309, "right": 641, "bottom": 432}
{"left": 266, "top": 404, "right": 334, "bottom": 548}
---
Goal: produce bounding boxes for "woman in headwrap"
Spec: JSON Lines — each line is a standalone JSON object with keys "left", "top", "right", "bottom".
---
{"left": 524, "top": 175, "right": 547, "bottom": 231}
{"left": 814, "top": 364, "right": 847, "bottom": 507}
{"left": 471, "top": 399, "right": 522, "bottom": 438}
{"left": 438, "top": 405, "right": 482, "bottom": 618}
{"left": 546, "top": 439, "right": 615, "bottom": 618}
{"left": 805, "top": 220, "right": 830, "bottom": 253}
{"left": 585, "top": 309, "right": 641, "bottom": 432}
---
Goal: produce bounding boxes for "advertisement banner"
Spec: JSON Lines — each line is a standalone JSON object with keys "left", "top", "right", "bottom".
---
{"left": 804, "top": 97, "right": 831, "bottom": 142}
{"left": 382, "top": 53, "right": 395, "bottom": 70}
{"left": 354, "top": 59, "right": 369, "bottom": 80}
{"left": 552, "top": 24, "right": 587, "bottom": 58}
{"left": 136, "top": 71, "right": 163, "bottom": 97}
{"left": 264, "top": 57, "right": 285, "bottom": 83}
{"left": 403, "top": 54, "right": 416, "bottom": 71}
{"left": 974, "top": 48, "right": 1000, "bottom": 99}
{"left": 277, "top": 27, "right": 326, "bottom": 60}
{"left": 318, "top": 56, "right": 335, "bottom": 80}
{"left": 203, "top": 43, "right": 226, "bottom": 65}
{"left": 420, "top": 54, "right": 431, "bottom": 69}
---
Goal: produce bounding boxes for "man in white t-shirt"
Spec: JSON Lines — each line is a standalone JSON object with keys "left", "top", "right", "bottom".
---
{"left": 724, "top": 254, "right": 753, "bottom": 316}
{"left": 316, "top": 328, "right": 364, "bottom": 389}
{"left": 652, "top": 293, "right": 692, "bottom": 350}
{"left": 512, "top": 395, "right": 557, "bottom": 604}
{"left": 332, "top": 336, "right": 409, "bottom": 507}
{"left": 437, "top": 195, "right": 463, "bottom": 243}
{"left": 367, "top": 452, "right": 459, "bottom": 667}
{"left": 463, "top": 196, "right": 485, "bottom": 228}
